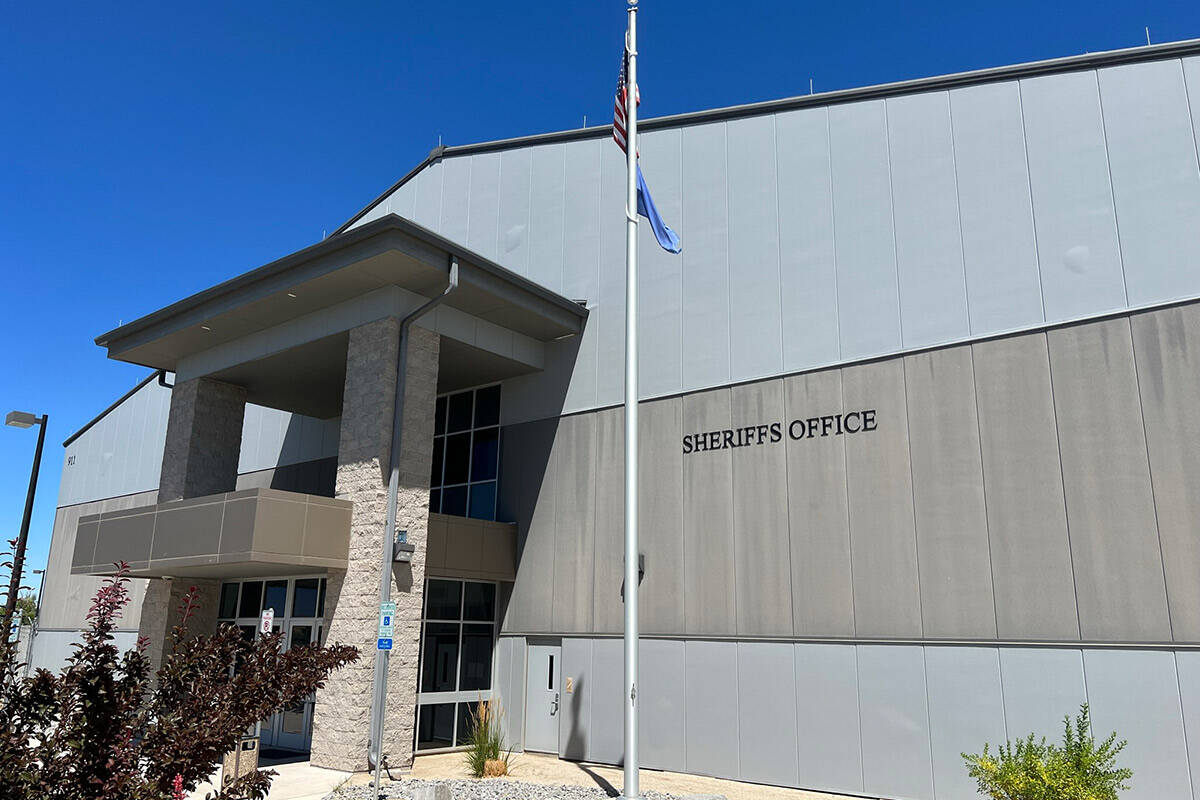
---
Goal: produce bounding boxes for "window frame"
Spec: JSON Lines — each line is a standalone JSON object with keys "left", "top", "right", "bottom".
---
{"left": 429, "top": 383, "right": 501, "bottom": 521}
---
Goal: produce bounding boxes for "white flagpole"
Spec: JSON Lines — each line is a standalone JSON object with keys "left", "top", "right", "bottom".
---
{"left": 622, "top": 2, "right": 641, "bottom": 799}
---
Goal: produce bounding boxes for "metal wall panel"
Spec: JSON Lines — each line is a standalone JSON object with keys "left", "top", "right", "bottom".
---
{"left": 829, "top": 100, "right": 902, "bottom": 359}
{"left": 591, "top": 408, "right": 624, "bottom": 634}
{"left": 737, "top": 642, "right": 799, "bottom": 787}
{"left": 637, "top": 398, "right": 685, "bottom": 634}
{"left": 639, "top": 639, "right": 686, "bottom": 772}
{"left": 493, "top": 636, "right": 514, "bottom": 740}
{"left": 389, "top": 174, "right": 417, "bottom": 220}
{"left": 794, "top": 644, "right": 863, "bottom": 794}
{"left": 559, "top": 637, "right": 591, "bottom": 760}
{"left": 887, "top": 92, "right": 970, "bottom": 347}
{"left": 857, "top": 645, "right": 934, "bottom": 800}
{"left": 466, "top": 152, "right": 501, "bottom": 262}
{"left": 502, "top": 418, "right": 558, "bottom": 633}
{"left": 1084, "top": 649, "right": 1194, "bottom": 800}
{"left": 998, "top": 648, "right": 1086, "bottom": 741}
{"left": 438, "top": 156, "right": 471, "bottom": 244}
{"left": 412, "top": 160, "right": 443, "bottom": 231}
{"left": 684, "top": 640, "right": 740, "bottom": 779}
{"left": 1133, "top": 305, "right": 1200, "bottom": 640}
{"left": 775, "top": 107, "right": 840, "bottom": 372}
{"left": 1100, "top": 60, "right": 1200, "bottom": 306}
{"left": 843, "top": 361, "right": 921, "bottom": 636}
{"left": 1173, "top": 651, "right": 1200, "bottom": 798}
{"left": 680, "top": 122, "right": 731, "bottom": 389}
{"left": 526, "top": 143, "right": 566, "bottom": 294}
{"left": 552, "top": 415, "right": 596, "bottom": 632}
{"left": 1020, "top": 71, "right": 1127, "bottom": 321}
{"left": 636, "top": 129, "right": 684, "bottom": 398}
{"left": 949, "top": 81, "right": 1044, "bottom": 333}
{"left": 972, "top": 334, "right": 1079, "bottom": 639}
{"left": 587, "top": 638, "right": 624, "bottom": 765}
{"left": 904, "top": 347, "right": 997, "bottom": 638}
{"left": 595, "top": 140, "right": 628, "bottom": 408}
{"left": 730, "top": 381, "right": 792, "bottom": 636}
{"left": 1048, "top": 319, "right": 1171, "bottom": 640}
{"left": 784, "top": 370, "right": 854, "bottom": 636}
{"left": 560, "top": 139, "right": 602, "bottom": 413}
{"left": 925, "top": 647, "right": 1006, "bottom": 800}
{"left": 497, "top": 148, "right": 533, "bottom": 275}
{"left": 682, "top": 389, "right": 736, "bottom": 634}
{"left": 726, "top": 115, "right": 783, "bottom": 382}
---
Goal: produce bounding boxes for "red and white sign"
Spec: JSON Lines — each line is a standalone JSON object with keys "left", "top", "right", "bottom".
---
{"left": 260, "top": 608, "right": 274, "bottom": 634}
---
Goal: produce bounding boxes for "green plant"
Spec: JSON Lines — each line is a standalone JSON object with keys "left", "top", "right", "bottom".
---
{"left": 963, "top": 703, "right": 1132, "bottom": 800}
{"left": 462, "top": 698, "right": 513, "bottom": 778}
{"left": 13, "top": 594, "right": 37, "bottom": 627}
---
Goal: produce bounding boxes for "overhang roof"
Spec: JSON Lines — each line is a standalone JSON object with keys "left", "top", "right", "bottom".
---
{"left": 96, "top": 214, "right": 588, "bottom": 371}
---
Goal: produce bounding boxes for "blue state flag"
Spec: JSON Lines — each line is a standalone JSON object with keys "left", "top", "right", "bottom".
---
{"left": 636, "top": 165, "right": 681, "bottom": 254}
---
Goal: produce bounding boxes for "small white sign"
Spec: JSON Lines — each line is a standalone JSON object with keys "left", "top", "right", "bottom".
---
{"left": 378, "top": 601, "right": 396, "bottom": 640}
{"left": 260, "top": 608, "right": 274, "bottom": 634}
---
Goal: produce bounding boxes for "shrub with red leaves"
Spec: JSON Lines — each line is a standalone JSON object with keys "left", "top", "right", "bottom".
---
{"left": 0, "top": 560, "right": 357, "bottom": 800}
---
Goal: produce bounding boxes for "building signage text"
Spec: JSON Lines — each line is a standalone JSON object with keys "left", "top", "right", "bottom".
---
{"left": 682, "top": 409, "right": 878, "bottom": 455}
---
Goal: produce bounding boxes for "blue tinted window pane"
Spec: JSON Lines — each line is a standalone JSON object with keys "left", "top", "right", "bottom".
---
{"left": 473, "top": 385, "right": 501, "bottom": 427}
{"left": 434, "top": 396, "right": 447, "bottom": 435}
{"left": 292, "top": 578, "right": 320, "bottom": 618}
{"left": 421, "top": 622, "right": 459, "bottom": 692}
{"left": 430, "top": 438, "right": 444, "bottom": 486}
{"left": 263, "top": 580, "right": 287, "bottom": 616}
{"left": 417, "top": 703, "right": 454, "bottom": 750}
{"left": 459, "top": 624, "right": 493, "bottom": 690}
{"left": 425, "top": 579, "right": 462, "bottom": 619}
{"left": 219, "top": 583, "right": 239, "bottom": 619}
{"left": 470, "top": 428, "right": 499, "bottom": 482}
{"left": 468, "top": 482, "right": 496, "bottom": 521}
{"left": 441, "top": 485, "right": 468, "bottom": 517}
{"left": 429, "top": 488, "right": 441, "bottom": 513}
{"left": 239, "top": 581, "right": 263, "bottom": 618}
{"left": 463, "top": 582, "right": 496, "bottom": 621}
{"left": 447, "top": 392, "right": 473, "bottom": 433}
{"left": 443, "top": 433, "right": 471, "bottom": 485}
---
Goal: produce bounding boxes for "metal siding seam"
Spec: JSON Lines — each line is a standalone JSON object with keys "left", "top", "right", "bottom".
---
{"left": 968, "top": 345, "right": 1004, "bottom": 638}
{"left": 922, "top": 646, "right": 938, "bottom": 800}
{"left": 854, "top": 645, "right": 867, "bottom": 792}
{"left": 825, "top": 107, "right": 843, "bottom": 363}
{"left": 946, "top": 92, "right": 975, "bottom": 336}
{"left": 1181, "top": 59, "right": 1200, "bottom": 187}
{"left": 1175, "top": 651, "right": 1199, "bottom": 800}
{"left": 839, "top": 371, "right": 858, "bottom": 636}
{"left": 901, "top": 359, "right": 926, "bottom": 638}
{"left": 1015, "top": 80, "right": 1051, "bottom": 324}
{"left": 723, "top": 122, "right": 732, "bottom": 388}
{"left": 883, "top": 99, "right": 906, "bottom": 350}
{"left": 1043, "top": 334, "right": 1085, "bottom": 639}
{"left": 1093, "top": 69, "right": 1132, "bottom": 307}
{"left": 996, "top": 647, "right": 1010, "bottom": 742}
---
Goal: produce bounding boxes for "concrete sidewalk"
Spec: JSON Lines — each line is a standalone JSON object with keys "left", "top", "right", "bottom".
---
{"left": 189, "top": 757, "right": 353, "bottom": 800}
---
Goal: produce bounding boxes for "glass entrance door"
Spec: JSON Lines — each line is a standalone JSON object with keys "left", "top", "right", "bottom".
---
{"left": 270, "top": 619, "right": 322, "bottom": 751}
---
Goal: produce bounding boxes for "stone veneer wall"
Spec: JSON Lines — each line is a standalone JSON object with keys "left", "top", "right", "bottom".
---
{"left": 139, "top": 376, "right": 246, "bottom": 675}
{"left": 310, "top": 320, "right": 439, "bottom": 771}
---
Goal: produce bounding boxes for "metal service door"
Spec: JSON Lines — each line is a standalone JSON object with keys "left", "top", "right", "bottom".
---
{"left": 524, "top": 643, "right": 561, "bottom": 753}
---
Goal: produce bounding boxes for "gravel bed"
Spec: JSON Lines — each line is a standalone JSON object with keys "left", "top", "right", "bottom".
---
{"left": 329, "top": 778, "right": 685, "bottom": 800}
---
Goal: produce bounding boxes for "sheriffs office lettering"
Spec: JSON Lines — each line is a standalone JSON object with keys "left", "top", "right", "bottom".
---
{"left": 681, "top": 410, "right": 877, "bottom": 454}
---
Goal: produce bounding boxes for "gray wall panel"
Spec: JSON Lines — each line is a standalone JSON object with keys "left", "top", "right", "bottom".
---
{"left": 467, "top": 152, "right": 501, "bottom": 262}
{"left": 552, "top": 415, "right": 596, "bottom": 633}
{"left": 591, "top": 408, "right": 624, "bottom": 634}
{"left": 508, "top": 636, "right": 527, "bottom": 751}
{"left": 595, "top": 140, "right": 628, "bottom": 409}
{"left": 636, "top": 129, "right": 684, "bottom": 398}
{"left": 503, "top": 418, "right": 558, "bottom": 633}
{"left": 998, "top": 648, "right": 1086, "bottom": 741}
{"left": 925, "top": 647, "right": 1006, "bottom": 800}
{"left": 638, "top": 398, "right": 685, "bottom": 634}
{"left": 730, "top": 381, "right": 792, "bottom": 636}
{"left": 1084, "top": 649, "right": 1194, "bottom": 800}
{"left": 887, "top": 92, "right": 971, "bottom": 347}
{"left": 857, "top": 645, "right": 934, "bottom": 800}
{"left": 438, "top": 156, "right": 471, "bottom": 244}
{"left": 1173, "top": 651, "right": 1200, "bottom": 798}
{"left": 775, "top": 107, "right": 840, "bottom": 372}
{"left": 684, "top": 640, "right": 740, "bottom": 779}
{"left": 587, "top": 638, "right": 624, "bottom": 765}
{"left": 843, "top": 361, "right": 921, "bottom": 636}
{"left": 1100, "top": 60, "right": 1200, "bottom": 306}
{"left": 680, "top": 122, "right": 731, "bottom": 389}
{"left": 639, "top": 639, "right": 686, "bottom": 772}
{"left": 1020, "top": 71, "right": 1127, "bottom": 321}
{"left": 560, "top": 637, "right": 591, "bottom": 760}
{"left": 736, "top": 642, "right": 799, "bottom": 787}
{"left": 682, "top": 390, "right": 736, "bottom": 634}
{"left": 1048, "top": 319, "right": 1171, "bottom": 640}
{"left": 794, "top": 644, "right": 863, "bottom": 795}
{"left": 497, "top": 148, "right": 533, "bottom": 275}
{"left": 560, "top": 139, "right": 602, "bottom": 413}
{"left": 829, "top": 100, "right": 902, "bottom": 359}
{"left": 1133, "top": 305, "right": 1200, "bottom": 640}
{"left": 784, "top": 370, "right": 854, "bottom": 636}
{"left": 972, "top": 334, "right": 1079, "bottom": 639}
{"left": 726, "top": 115, "right": 783, "bottom": 382}
{"left": 494, "top": 636, "right": 514, "bottom": 740}
{"left": 526, "top": 143, "right": 566, "bottom": 294}
{"left": 905, "top": 347, "right": 997, "bottom": 638}
{"left": 412, "top": 160, "right": 443, "bottom": 231}
{"left": 949, "top": 81, "right": 1044, "bottom": 333}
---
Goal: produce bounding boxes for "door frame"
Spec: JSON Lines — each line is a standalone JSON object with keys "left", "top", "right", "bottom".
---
{"left": 522, "top": 637, "right": 562, "bottom": 754}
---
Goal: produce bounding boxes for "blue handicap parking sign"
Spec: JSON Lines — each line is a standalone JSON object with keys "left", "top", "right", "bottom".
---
{"left": 377, "top": 638, "right": 393, "bottom": 650}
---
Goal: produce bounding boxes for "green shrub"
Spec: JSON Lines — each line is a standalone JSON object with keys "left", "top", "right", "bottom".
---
{"left": 962, "top": 703, "right": 1132, "bottom": 800}
{"left": 462, "top": 698, "right": 513, "bottom": 778}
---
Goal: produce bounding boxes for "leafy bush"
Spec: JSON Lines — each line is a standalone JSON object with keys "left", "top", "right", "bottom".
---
{"left": 962, "top": 703, "right": 1132, "bottom": 800}
{"left": 462, "top": 698, "right": 513, "bottom": 778}
{"left": 0, "top": 563, "right": 358, "bottom": 800}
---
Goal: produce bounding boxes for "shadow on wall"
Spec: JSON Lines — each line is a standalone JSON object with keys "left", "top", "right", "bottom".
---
{"left": 565, "top": 675, "right": 588, "bottom": 762}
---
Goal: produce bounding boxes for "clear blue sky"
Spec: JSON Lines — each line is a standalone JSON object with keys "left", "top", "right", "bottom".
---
{"left": 2, "top": 0, "right": 1198, "bottom": 590}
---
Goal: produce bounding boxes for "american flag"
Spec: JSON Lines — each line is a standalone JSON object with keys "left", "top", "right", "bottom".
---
{"left": 613, "top": 47, "right": 640, "bottom": 153}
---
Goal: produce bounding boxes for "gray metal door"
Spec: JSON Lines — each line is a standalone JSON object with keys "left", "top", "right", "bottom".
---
{"left": 524, "top": 643, "right": 561, "bottom": 753}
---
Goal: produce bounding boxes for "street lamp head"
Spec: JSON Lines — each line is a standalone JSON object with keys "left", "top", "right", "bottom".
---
{"left": 32, "top": 570, "right": 43, "bottom": 575}
{"left": 5, "top": 411, "right": 39, "bottom": 429}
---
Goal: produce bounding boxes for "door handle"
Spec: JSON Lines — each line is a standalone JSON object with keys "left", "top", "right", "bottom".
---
{"left": 550, "top": 692, "right": 559, "bottom": 716}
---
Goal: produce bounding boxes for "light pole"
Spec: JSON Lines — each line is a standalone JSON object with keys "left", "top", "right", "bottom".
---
{"left": 5, "top": 411, "right": 47, "bottom": 632}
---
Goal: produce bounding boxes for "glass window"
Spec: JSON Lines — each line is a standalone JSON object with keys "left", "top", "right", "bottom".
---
{"left": 425, "top": 579, "right": 462, "bottom": 620}
{"left": 292, "top": 578, "right": 320, "bottom": 618}
{"left": 467, "top": 482, "right": 496, "bottom": 520}
{"left": 447, "top": 392, "right": 473, "bottom": 433}
{"left": 429, "top": 488, "right": 442, "bottom": 514}
{"left": 473, "top": 385, "right": 501, "bottom": 428}
{"left": 239, "top": 581, "right": 263, "bottom": 618}
{"left": 417, "top": 703, "right": 455, "bottom": 751}
{"left": 289, "top": 624, "right": 314, "bottom": 650}
{"left": 441, "top": 485, "right": 468, "bottom": 517}
{"left": 457, "top": 702, "right": 479, "bottom": 746}
{"left": 443, "top": 433, "right": 471, "bottom": 485}
{"left": 462, "top": 582, "right": 496, "bottom": 621}
{"left": 430, "top": 439, "right": 444, "bottom": 485}
{"left": 434, "top": 396, "right": 447, "bottom": 436}
{"left": 317, "top": 578, "right": 326, "bottom": 618}
{"left": 218, "top": 583, "right": 239, "bottom": 619}
{"left": 420, "top": 623, "right": 459, "bottom": 692}
{"left": 470, "top": 428, "right": 499, "bottom": 482}
{"left": 263, "top": 580, "right": 288, "bottom": 616}
{"left": 459, "top": 624, "right": 494, "bottom": 691}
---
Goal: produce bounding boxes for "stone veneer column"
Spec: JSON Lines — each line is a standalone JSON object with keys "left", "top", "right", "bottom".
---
{"left": 310, "top": 319, "right": 439, "bottom": 772}
{"left": 139, "top": 377, "right": 247, "bottom": 674}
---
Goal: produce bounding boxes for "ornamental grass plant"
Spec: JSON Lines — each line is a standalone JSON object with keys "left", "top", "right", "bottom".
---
{"left": 462, "top": 698, "right": 513, "bottom": 778}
